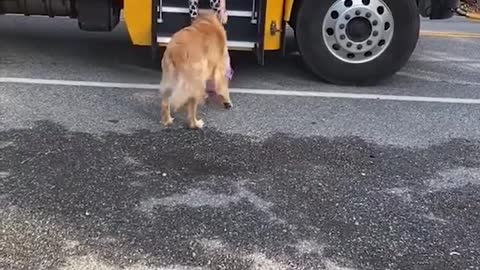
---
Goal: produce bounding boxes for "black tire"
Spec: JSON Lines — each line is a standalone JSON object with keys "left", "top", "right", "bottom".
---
{"left": 294, "top": 0, "right": 420, "bottom": 85}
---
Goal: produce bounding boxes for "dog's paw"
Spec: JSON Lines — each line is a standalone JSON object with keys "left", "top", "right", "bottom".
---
{"left": 194, "top": 119, "right": 204, "bottom": 129}
{"left": 161, "top": 116, "right": 175, "bottom": 126}
{"left": 189, "top": 119, "right": 204, "bottom": 129}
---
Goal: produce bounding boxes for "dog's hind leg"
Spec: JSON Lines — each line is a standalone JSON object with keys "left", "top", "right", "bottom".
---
{"left": 159, "top": 83, "right": 175, "bottom": 126}
{"left": 186, "top": 98, "right": 204, "bottom": 129}
{"left": 160, "top": 98, "right": 174, "bottom": 126}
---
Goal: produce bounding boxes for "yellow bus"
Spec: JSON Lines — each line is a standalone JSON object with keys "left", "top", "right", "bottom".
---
{"left": 0, "top": 0, "right": 456, "bottom": 85}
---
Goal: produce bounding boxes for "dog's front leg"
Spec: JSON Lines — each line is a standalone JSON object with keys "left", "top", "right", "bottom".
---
{"left": 186, "top": 98, "right": 204, "bottom": 129}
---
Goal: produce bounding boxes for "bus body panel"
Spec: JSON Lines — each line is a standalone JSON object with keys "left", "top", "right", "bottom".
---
{"left": 283, "top": 0, "right": 295, "bottom": 21}
{"left": 124, "top": 0, "right": 151, "bottom": 46}
{"left": 124, "top": 0, "right": 288, "bottom": 51}
{"left": 264, "top": 0, "right": 286, "bottom": 50}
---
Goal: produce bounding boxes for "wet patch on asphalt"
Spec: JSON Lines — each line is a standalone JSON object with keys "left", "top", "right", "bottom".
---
{"left": 1, "top": 121, "right": 479, "bottom": 270}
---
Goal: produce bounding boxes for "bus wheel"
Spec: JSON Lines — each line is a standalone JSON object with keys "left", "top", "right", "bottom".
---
{"left": 295, "top": 0, "right": 419, "bottom": 85}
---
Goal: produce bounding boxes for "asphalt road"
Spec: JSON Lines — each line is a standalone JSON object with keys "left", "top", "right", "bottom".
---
{"left": 1, "top": 15, "right": 480, "bottom": 270}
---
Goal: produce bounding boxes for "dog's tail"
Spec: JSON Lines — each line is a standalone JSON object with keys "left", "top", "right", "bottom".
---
{"left": 159, "top": 53, "right": 176, "bottom": 98}
{"left": 167, "top": 77, "right": 193, "bottom": 111}
{"left": 160, "top": 48, "right": 207, "bottom": 111}
{"left": 164, "top": 74, "right": 207, "bottom": 112}
{"left": 160, "top": 53, "right": 190, "bottom": 111}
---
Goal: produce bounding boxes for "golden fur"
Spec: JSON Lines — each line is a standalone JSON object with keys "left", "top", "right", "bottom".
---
{"left": 159, "top": 11, "right": 232, "bottom": 129}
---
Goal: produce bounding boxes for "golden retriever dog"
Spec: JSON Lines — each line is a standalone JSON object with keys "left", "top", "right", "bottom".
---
{"left": 159, "top": 10, "right": 232, "bottom": 129}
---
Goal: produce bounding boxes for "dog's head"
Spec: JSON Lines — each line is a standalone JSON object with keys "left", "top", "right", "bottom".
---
{"left": 194, "top": 10, "right": 223, "bottom": 27}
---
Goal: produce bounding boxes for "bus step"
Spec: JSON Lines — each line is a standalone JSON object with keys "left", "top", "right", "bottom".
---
{"left": 156, "top": 36, "right": 255, "bottom": 50}
{"left": 155, "top": 0, "right": 260, "bottom": 50}
{"left": 160, "top": 0, "right": 256, "bottom": 13}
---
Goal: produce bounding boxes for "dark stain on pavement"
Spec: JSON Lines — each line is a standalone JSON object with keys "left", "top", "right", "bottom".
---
{"left": 1, "top": 121, "right": 479, "bottom": 270}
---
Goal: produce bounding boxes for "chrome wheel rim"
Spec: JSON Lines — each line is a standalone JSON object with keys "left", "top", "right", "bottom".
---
{"left": 323, "top": 0, "right": 394, "bottom": 64}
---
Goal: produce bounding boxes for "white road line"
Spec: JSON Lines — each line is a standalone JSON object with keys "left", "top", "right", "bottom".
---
{"left": 1, "top": 77, "right": 480, "bottom": 105}
{"left": 0, "top": 77, "right": 159, "bottom": 90}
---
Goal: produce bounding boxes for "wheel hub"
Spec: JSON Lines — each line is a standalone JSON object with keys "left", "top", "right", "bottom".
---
{"left": 323, "top": 0, "right": 394, "bottom": 64}
{"left": 346, "top": 17, "right": 372, "bottom": 42}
